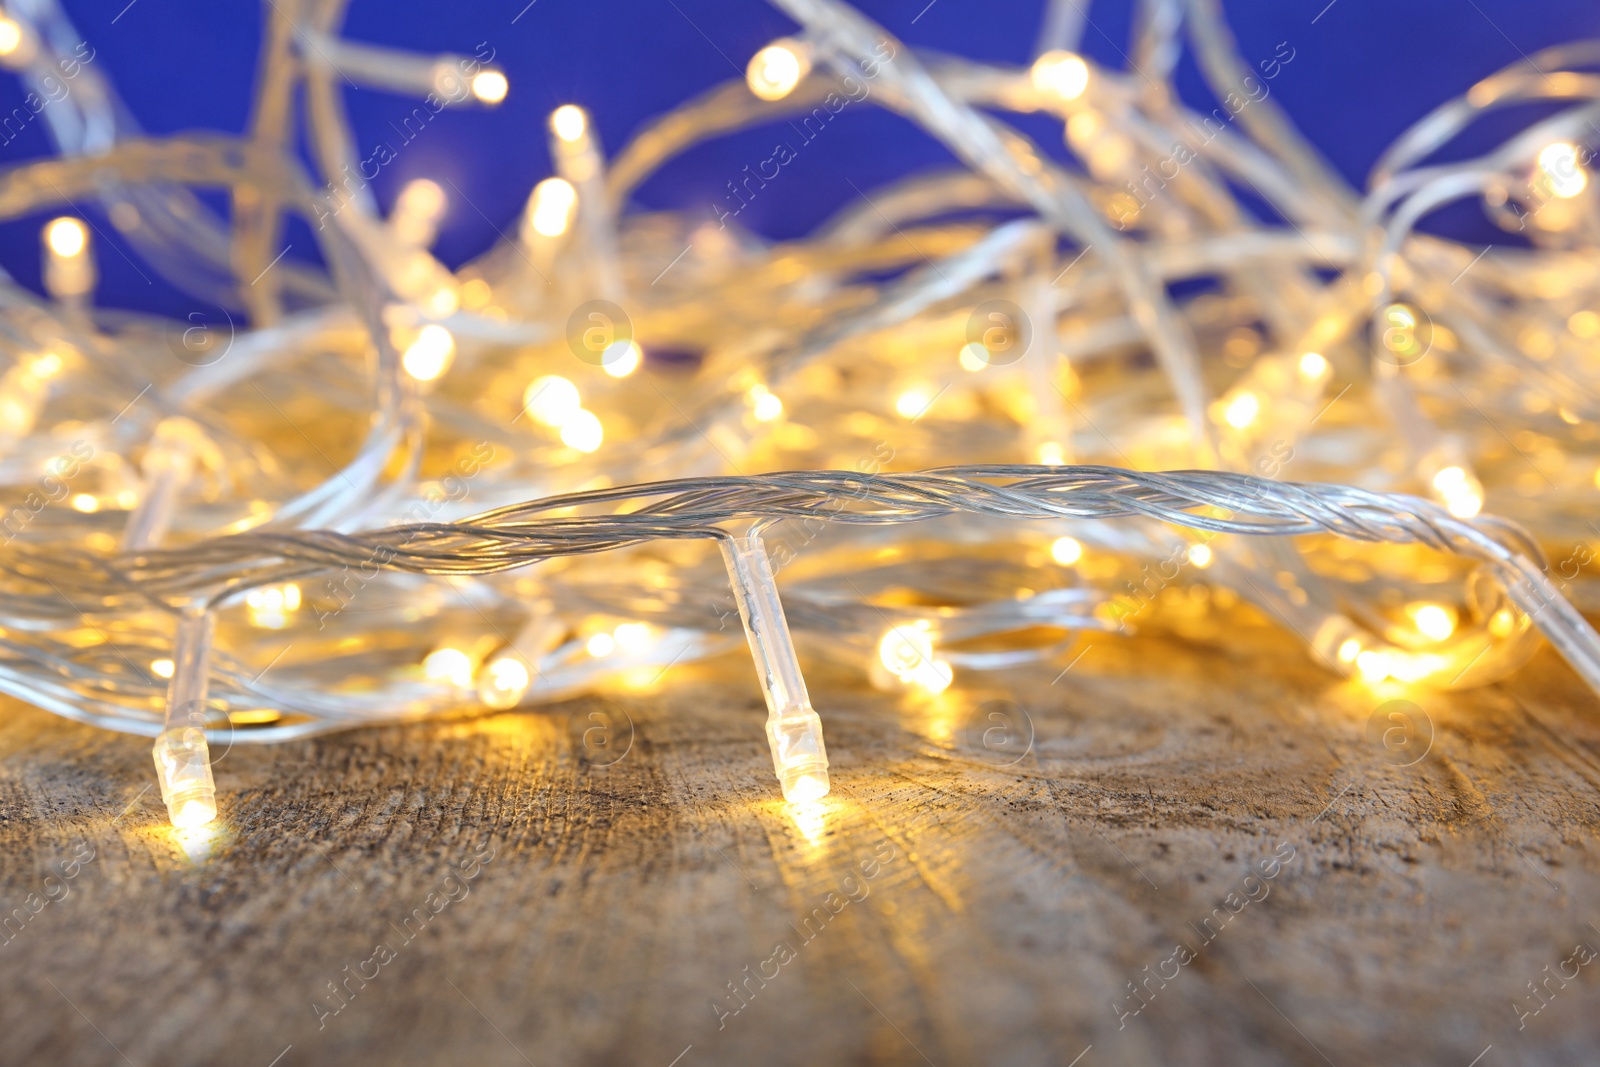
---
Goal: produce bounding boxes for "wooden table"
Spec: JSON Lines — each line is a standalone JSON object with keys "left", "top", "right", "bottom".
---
{"left": 2, "top": 621, "right": 1598, "bottom": 1066}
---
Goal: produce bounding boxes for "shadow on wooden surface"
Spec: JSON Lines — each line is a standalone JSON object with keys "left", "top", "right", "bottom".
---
{"left": 1, "top": 625, "right": 1598, "bottom": 1066}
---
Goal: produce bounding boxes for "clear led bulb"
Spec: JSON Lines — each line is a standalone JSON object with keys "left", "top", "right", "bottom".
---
{"left": 719, "top": 531, "right": 829, "bottom": 803}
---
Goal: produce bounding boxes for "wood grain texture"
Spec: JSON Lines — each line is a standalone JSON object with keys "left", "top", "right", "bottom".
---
{"left": 2, "top": 622, "right": 1599, "bottom": 1067}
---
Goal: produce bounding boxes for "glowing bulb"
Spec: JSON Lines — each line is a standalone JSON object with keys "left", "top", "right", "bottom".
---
{"left": 1408, "top": 603, "right": 1456, "bottom": 642}
{"left": 477, "top": 654, "right": 531, "bottom": 709}
{"left": 1222, "top": 391, "right": 1260, "bottom": 429}
{"left": 749, "top": 384, "right": 784, "bottom": 422}
{"left": 1031, "top": 50, "right": 1090, "bottom": 101}
{"left": 172, "top": 797, "right": 216, "bottom": 829}
{"left": 1337, "top": 638, "right": 1361, "bottom": 664}
{"left": 958, "top": 343, "right": 989, "bottom": 371}
{"left": 550, "top": 104, "right": 587, "bottom": 143}
{"left": 601, "top": 339, "right": 642, "bottom": 378}
{"left": 524, "top": 375, "right": 581, "bottom": 426}
{"left": 471, "top": 70, "right": 508, "bottom": 105}
{"left": 245, "top": 582, "right": 301, "bottom": 629}
{"left": 879, "top": 621, "right": 934, "bottom": 677}
{"left": 1036, "top": 441, "right": 1067, "bottom": 466}
{"left": 586, "top": 632, "right": 616, "bottom": 657}
{"left": 423, "top": 647, "right": 474, "bottom": 688}
{"left": 746, "top": 40, "right": 809, "bottom": 101}
{"left": 613, "top": 622, "right": 653, "bottom": 653}
{"left": 396, "top": 179, "right": 446, "bottom": 223}
{"left": 560, "top": 408, "right": 604, "bottom": 452}
{"left": 1298, "top": 351, "right": 1329, "bottom": 380}
{"left": 1356, "top": 649, "right": 1390, "bottom": 683}
{"left": 1051, "top": 536, "right": 1083, "bottom": 565}
{"left": 32, "top": 352, "right": 63, "bottom": 378}
{"left": 528, "top": 177, "right": 577, "bottom": 238}
{"left": 786, "top": 773, "right": 829, "bottom": 804}
{"left": 1186, "top": 543, "right": 1213, "bottom": 568}
{"left": 151, "top": 658, "right": 176, "bottom": 679}
{"left": 402, "top": 324, "right": 455, "bottom": 381}
{"left": 45, "top": 217, "right": 87, "bottom": 258}
{"left": 895, "top": 389, "right": 931, "bottom": 419}
{"left": 70, "top": 493, "right": 99, "bottom": 512}
{"left": 1032, "top": 50, "right": 1090, "bottom": 102}
{"left": 153, "top": 727, "right": 217, "bottom": 830}
{"left": 0, "top": 17, "right": 21, "bottom": 57}
{"left": 1431, "top": 465, "right": 1483, "bottom": 518}
{"left": 876, "top": 620, "right": 953, "bottom": 692}
{"left": 1537, "top": 142, "right": 1587, "bottom": 199}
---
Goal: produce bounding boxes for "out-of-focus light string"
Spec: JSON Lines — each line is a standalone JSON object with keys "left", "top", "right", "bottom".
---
{"left": 0, "top": 0, "right": 1593, "bottom": 827}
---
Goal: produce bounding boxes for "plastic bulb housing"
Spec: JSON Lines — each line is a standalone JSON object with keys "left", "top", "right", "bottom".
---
{"left": 152, "top": 608, "right": 218, "bottom": 829}
{"left": 719, "top": 532, "right": 829, "bottom": 803}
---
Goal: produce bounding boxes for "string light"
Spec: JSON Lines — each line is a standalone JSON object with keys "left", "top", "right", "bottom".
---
{"left": 1030, "top": 50, "right": 1089, "bottom": 102}
{"left": 746, "top": 39, "right": 810, "bottom": 101}
{"left": 423, "top": 647, "right": 475, "bottom": 688}
{"left": 524, "top": 375, "right": 582, "bottom": 426}
{"left": 401, "top": 324, "right": 456, "bottom": 381}
{"left": 601, "top": 339, "right": 642, "bottom": 378}
{"left": 527, "top": 177, "right": 577, "bottom": 238}
{"left": 1050, "top": 536, "right": 1083, "bottom": 566}
{"left": 1536, "top": 142, "right": 1586, "bottom": 199}
{"left": 470, "top": 69, "right": 508, "bottom": 105}
{"left": 0, "top": 0, "right": 1596, "bottom": 827}
{"left": 550, "top": 104, "right": 586, "bottom": 143}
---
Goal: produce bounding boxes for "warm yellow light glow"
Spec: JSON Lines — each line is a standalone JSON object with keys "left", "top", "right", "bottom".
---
{"left": 1570, "top": 310, "right": 1600, "bottom": 338}
{"left": 551, "top": 104, "right": 587, "bottom": 143}
{"left": 1298, "top": 351, "right": 1329, "bottom": 380}
{"left": 560, "top": 408, "right": 604, "bottom": 452}
{"left": 785, "top": 773, "right": 829, "bottom": 804}
{"left": 46, "top": 217, "right": 87, "bottom": 258}
{"left": 1031, "top": 50, "right": 1090, "bottom": 102}
{"left": 958, "top": 342, "right": 989, "bottom": 371}
{"left": 397, "top": 178, "right": 446, "bottom": 222}
{"left": 1356, "top": 649, "right": 1390, "bottom": 683}
{"left": 1051, "top": 536, "right": 1083, "bottom": 565}
{"left": 471, "top": 70, "right": 508, "bottom": 105}
{"left": 748, "top": 384, "right": 783, "bottom": 422}
{"left": 1431, "top": 465, "right": 1483, "bottom": 518}
{"left": 529, "top": 177, "right": 577, "bottom": 238}
{"left": 477, "top": 654, "right": 531, "bottom": 709}
{"left": 746, "top": 40, "right": 808, "bottom": 102}
{"left": 245, "top": 582, "right": 301, "bottom": 628}
{"left": 586, "top": 632, "right": 616, "bottom": 657}
{"left": 1223, "top": 391, "right": 1260, "bottom": 429}
{"left": 70, "top": 493, "right": 98, "bottom": 512}
{"left": 402, "top": 324, "right": 455, "bottom": 381}
{"left": 601, "top": 340, "right": 642, "bottom": 378}
{"left": 423, "top": 647, "right": 474, "bottom": 688}
{"left": 151, "top": 658, "right": 176, "bottom": 679}
{"left": 524, "top": 375, "right": 581, "bottom": 426}
{"left": 613, "top": 622, "right": 653, "bottom": 653}
{"left": 1186, "top": 543, "right": 1213, "bottom": 568}
{"left": 172, "top": 797, "right": 217, "bottom": 829}
{"left": 422, "top": 283, "right": 459, "bottom": 318}
{"left": 0, "top": 17, "right": 22, "bottom": 56}
{"left": 1537, "top": 142, "right": 1587, "bottom": 199}
{"left": 1408, "top": 603, "right": 1456, "bottom": 642}
{"left": 1036, "top": 441, "right": 1067, "bottom": 466}
{"left": 877, "top": 621, "right": 954, "bottom": 693}
{"left": 32, "top": 351, "right": 63, "bottom": 378}
{"left": 894, "top": 388, "right": 931, "bottom": 419}
{"left": 1337, "top": 638, "right": 1361, "bottom": 664}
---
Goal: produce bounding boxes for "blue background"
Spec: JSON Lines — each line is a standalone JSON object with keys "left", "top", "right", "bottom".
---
{"left": 0, "top": 0, "right": 1595, "bottom": 317}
